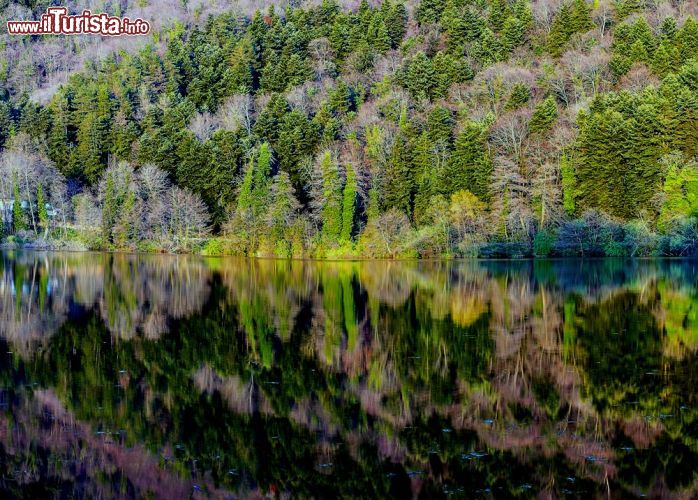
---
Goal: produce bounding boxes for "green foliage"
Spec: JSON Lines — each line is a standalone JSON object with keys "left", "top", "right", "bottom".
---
{"left": 560, "top": 154, "right": 576, "bottom": 216}
{"left": 529, "top": 96, "right": 558, "bottom": 133}
{"left": 37, "top": 184, "right": 48, "bottom": 233}
{"left": 102, "top": 172, "right": 117, "bottom": 242}
{"left": 12, "top": 172, "right": 26, "bottom": 233}
{"left": 547, "top": 0, "right": 593, "bottom": 57}
{"left": 658, "top": 153, "right": 698, "bottom": 231}
{"left": 404, "top": 52, "right": 438, "bottom": 100}
{"left": 266, "top": 171, "right": 300, "bottom": 255}
{"left": 444, "top": 122, "right": 493, "bottom": 202}
{"left": 340, "top": 163, "right": 357, "bottom": 243}
{"left": 505, "top": 83, "right": 531, "bottom": 110}
{"left": 3, "top": 0, "right": 698, "bottom": 258}
{"left": 319, "top": 151, "right": 344, "bottom": 244}
{"left": 533, "top": 230, "right": 555, "bottom": 257}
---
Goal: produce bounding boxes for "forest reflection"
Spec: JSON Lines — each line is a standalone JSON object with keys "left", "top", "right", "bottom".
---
{"left": 0, "top": 252, "right": 696, "bottom": 497}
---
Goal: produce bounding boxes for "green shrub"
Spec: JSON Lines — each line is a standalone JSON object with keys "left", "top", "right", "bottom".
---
{"left": 533, "top": 230, "right": 555, "bottom": 257}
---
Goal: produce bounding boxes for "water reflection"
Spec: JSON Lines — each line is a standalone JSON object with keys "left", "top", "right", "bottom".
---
{"left": 0, "top": 252, "right": 696, "bottom": 497}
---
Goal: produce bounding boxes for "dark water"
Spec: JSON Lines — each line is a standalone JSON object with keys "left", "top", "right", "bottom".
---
{"left": 0, "top": 252, "right": 696, "bottom": 498}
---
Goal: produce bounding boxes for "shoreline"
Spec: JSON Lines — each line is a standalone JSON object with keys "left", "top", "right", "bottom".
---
{"left": 3, "top": 240, "right": 697, "bottom": 261}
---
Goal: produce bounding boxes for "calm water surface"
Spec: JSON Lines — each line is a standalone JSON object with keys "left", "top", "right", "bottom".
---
{"left": 0, "top": 252, "right": 696, "bottom": 498}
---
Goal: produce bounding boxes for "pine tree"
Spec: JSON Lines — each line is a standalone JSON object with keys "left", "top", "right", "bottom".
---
{"left": 37, "top": 184, "right": 49, "bottom": 235}
{"left": 370, "top": 17, "right": 392, "bottom": 54}
{"left": 677, "top": 17, "right": 698, "bottom": 63}
{"left": 252, "top": 142, "right": 273, "bottom": 217}
{"left": 503, "top": 17, "right": 526, "bottom": 52}
{"left": 385, "top": 3, "right": 408, "bottom": 48}
{"left": 237, "top": 160, "right": 255, "bottom": 214}
{"left": 426, "top": 106, "right": 454, "bottom": 145}
{"left": 416, "top": 0, "right": 446, "bottom": 24}
{"left": 560, "top": 154, "right": 576, "bottom": 216}
{"left": 658, "top": 154, "right": 698, "bottom": 230}
{"left": 340, "top": 163, "right": 357, "bottom": 242}
{"left": 547, "top": 3, "right": 573, "bottom": 57}
{"left": 489, "top": 0, "right": 511, "bottom": 32}
{"left": 569, "top": 0, "right": 593, "bottom": 33}
{"left": 660, "top": 17, "right": 677, "bottom": 41}
{"left": 529, "top": 97, "right": 559, "bottom": 133}
{"left": 114, "top": 188, "right": 136, "bottom": 247}
{"left": 405, "top": 52, "right": 437, "bottom": 100}
{"left": 444, "top": 122, "right": 492, "bottom": 202}
{"left": 472, "top": 28, "right": 503, "bottom": 65}
{"left": 629, "top": 39, "right": 649, "bottom": 64}
{"left": 382, "top": 133, "right": 414, "bottom": 215}
{"left": 505, "top": 83, "right": 531, "bottom": 110}
{"left": 513, "top": 0, "right": 534, "bottom": 31}
{"left": 548, "top": 0, "right": 593, "bottom": 57}
{"left": 267, "top": 171, "right": 299, "bottom": 250}
{"left": 652, "top": 42, "right": 676, "bottom": 76}
{"left": 328, "top": 80, "right": 352, "bottom": 115}
{"left": 47, "top": 92, "right": 71, "bottom": 172}
{"left": 413, "top": 131, "right": 438, "bottom": 224}
{"left": 12, "top": 172, "right": 26, "bottom": 233}
{"left": 102, "top": 171, "right": 117, "bottom": 242}
{"left": 276, "top": 110, "right": 318, "bottom": 190}
{"left": 319, "top": 151, "right": 343, "bottom": 244}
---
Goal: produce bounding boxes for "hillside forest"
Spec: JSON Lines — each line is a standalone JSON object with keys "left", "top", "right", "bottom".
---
{"left": 1, "top": 0, "right": 698, "bottom": 258}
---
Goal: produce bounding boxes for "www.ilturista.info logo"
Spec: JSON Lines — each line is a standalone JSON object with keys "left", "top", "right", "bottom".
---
{"left": 7, "top": 7, "right": 150, "bottom": 36}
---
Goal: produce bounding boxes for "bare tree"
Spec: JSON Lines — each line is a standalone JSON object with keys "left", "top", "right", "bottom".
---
{"left": 308, "top": 37, "right": 336, "bottom": 79}
{"left": 216, "top": 94, "right": 255, "bottom": 134}
{"left": 188, "top": 111, "right": 220, "bottom": 141}
{"left": 167, "top": 186, "right": 211, "bottom": 242}
{"left": 489, "top": 109, "right": 531, "bottom": 160}
{"left": 0, "top": 134, "right": 66, "bottom": 234}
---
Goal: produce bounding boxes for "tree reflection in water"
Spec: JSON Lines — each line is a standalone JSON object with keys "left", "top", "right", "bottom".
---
{"left": 0, "top": 251, "right": 696, "bottom": 497}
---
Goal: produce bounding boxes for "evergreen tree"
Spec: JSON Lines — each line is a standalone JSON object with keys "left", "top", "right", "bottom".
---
{"left": 385, "top": 3, "right": 408, "bottom": 48}
{"left": 548, "top": 0, "right": 593, "bottom": 57}
{"left": 678, "top": 17, "right": 698, "bottom": 62}
{"left": 489, "top": 0, "right": 511, "bottom": 32}
{"left": 237, "top": 160, "right": 255, "bottom": 215}
{"left": 382, "top": 133, "right": 414, "bottom": 215}
{"left": 426, "top": 106, "right": 454, "bottom": 145}
{"left": 529, "top": 97, "right": 559, "bottom": 133}
{"left": 413, "top": 131, "right": 438, "bottom": 224}
{"left": 416, "top": 0, "right": 446, "bottom": 24}
{"left": 266, "top": 171, "right": 300, "bottom": 252}
{"left": 658, "top": 154, "right": 698, "bottom": 230}
{"left": 12, "top": 172, "right": 26, "bottom": 233}
{"left": 405, "top": 52, "right": 437, "bottom": 100}
{"left": 513, "top": 0, "right": 534, "bottom": 31}
{"left": 319, "top": 151, "right": 343, "bottom": 243}
{"left": 503, "top": 17, "right": 526, "bottom": 52}
{"left": 444, "top": 122, "right": 492, "bottom": 202}
{"left": 652, "top": 42, "right": 677, "bottom": 76}
{"left": 37, "top": 184, "right": 49, "bottom": 235}
{"left": 340, "top": 163, "right": 357, "bottom": 242}
{"left": 471, "top": 28, "right": 503, "bottom": 65}
{"left": 660, "top": 17, "right": 677, "bottom": 40}
{"left": 560, "top": 154, "right": 576, "bottom": 216}
{"left": 253, "top": 143, "right": 273, "bottom": 217}
{"left": 102, "top": 171, "right": 117, "bottom": 242}
{"left": 505, "top": 83, "right": 531, "bottom": 110}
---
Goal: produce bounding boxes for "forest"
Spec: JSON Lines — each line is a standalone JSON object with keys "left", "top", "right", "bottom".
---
{"left": 0, "top": 0, "right": 697, "bottom": 258}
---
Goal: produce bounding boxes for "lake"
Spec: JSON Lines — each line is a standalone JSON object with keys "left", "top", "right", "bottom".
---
{"left": 0, "top": 251, "right": 696, "bottom": 497}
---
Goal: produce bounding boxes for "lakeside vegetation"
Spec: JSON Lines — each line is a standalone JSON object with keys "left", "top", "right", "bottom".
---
{"left": 1, "top": 0, "right": 697, "bottom": 258}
